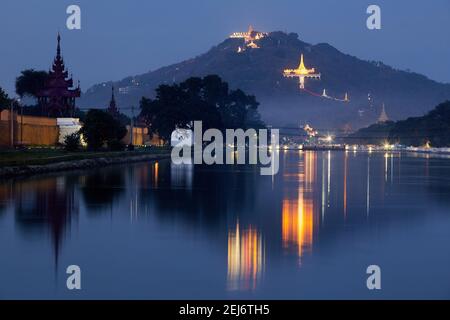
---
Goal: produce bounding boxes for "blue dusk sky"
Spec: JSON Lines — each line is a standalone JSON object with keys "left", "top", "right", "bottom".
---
{"left": 0, "top": 0, "right": 449, "bottom": 95}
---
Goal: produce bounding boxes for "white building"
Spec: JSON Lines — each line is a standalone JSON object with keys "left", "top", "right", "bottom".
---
{"left": 57, "top": 118, "right": 82, "bottom": 144}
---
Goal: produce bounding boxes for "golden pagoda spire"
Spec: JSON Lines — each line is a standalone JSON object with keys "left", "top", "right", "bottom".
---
{"left": 284, "top": 54, "right": 317, "bottom": 76}
{"left": 283, "top": 53, "right": 321, "bottom": 89}
{"left": 299, "top": 54, "right": 305, "bottom": 70}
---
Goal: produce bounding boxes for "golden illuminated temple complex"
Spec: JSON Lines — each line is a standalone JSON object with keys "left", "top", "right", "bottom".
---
{"left": 230, "top": 25, "right": 267, "bottom": 51}
{"left": 283, "top": 54, "right": 321, "bottom": 89}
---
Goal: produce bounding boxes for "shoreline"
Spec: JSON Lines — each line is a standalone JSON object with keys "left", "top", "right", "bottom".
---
{"left": 2, "top": 146, "right": 450, "bottom": 179}
{"left": 0, "top": 151, "right": 171, "bottom": 179}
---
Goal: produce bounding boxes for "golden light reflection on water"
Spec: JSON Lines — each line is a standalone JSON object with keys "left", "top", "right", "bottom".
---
{"left": 153, "top": 161, "right": 159, "bottom": 188}
{"left": 282, "top": 152, "right": 317, "bottom": 265}
{"left": 282, "top": 197, "right": 313, "bottom": 260}
{"left": 227, "top": 222, "right": 264, "bottom": 291}
{"left": 344, "top": 152, "right": 348, "bottom": 218}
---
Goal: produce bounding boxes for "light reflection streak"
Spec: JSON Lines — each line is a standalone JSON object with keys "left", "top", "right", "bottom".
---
{"left": 154, "top": 162, "right": 159, "bottom": 188}
{"left": 321, "top": 155, "right": 326, "bottom": 221}
{"left": 384, "top": 153, "right": 388, "bottom": 182}
{"left": 281, "top": 152, "right": 316, "bottom": 266}
{"left": 344, "top": 152, "right": 348, "bottom": 218}
{"left": 391, "top": 153, "right": 394, "bottom": 183}
{"left": 227, "top": 222, "right": 265, "bottom": 291}
{"left": 367, "top": 155, "right": 371, "bottom": 217}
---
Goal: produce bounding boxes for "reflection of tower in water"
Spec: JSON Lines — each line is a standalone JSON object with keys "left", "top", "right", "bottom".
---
{"left": 227, "top": 222, "right": 265, "bottom": 291}
{"left": 281, "top": 151, "right": 318, "bottom": 265}
{"left": 14, "top": 176, "right": 78, "bottom": 268}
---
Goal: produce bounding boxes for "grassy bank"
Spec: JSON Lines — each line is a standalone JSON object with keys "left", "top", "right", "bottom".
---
{"left": 0, "top": 146, "right": 171, "bottom": 167}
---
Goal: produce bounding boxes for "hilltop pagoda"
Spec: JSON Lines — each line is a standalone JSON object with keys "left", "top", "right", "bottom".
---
{"left": 37, "top": 33, "right": 81, "bottom": 117}
{"left": 229, "top": 25, "right": 267, "bottom": 42}
{"left": 230, "top": 25, "right": 267, "bottom": 51}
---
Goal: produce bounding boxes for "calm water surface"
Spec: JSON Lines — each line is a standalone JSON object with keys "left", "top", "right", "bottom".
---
{"left": 1, "top": 151, "right": 450, "bottom": 299}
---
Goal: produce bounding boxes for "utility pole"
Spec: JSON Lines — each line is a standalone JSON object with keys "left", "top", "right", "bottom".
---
{"left": 19, "top": 98, "right": 23, "bottom": 146}
{"left": 130, "top": 105, "right": 135, "bottom": 149}
{"left": 9, "top": 99, "right": 14, "bottom": 148}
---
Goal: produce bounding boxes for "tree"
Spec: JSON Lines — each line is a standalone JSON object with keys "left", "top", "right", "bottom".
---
{"left": 0, "top": 86, "right": 11, "bottom": 110}
{"left": 139, "top": 75, "right": 264, "bottom": 142}
{"left": 389, "top": 100, "right": 450, "bottom": 147}
{"left": 15, "top": 69, "right": 49, "bottom": 98}
{"left": 348, "top": 100, "right": 450, "bottom": 147}
{"left": 345, "top": 121, "right": 395, "bottom": 145}
{"left": 64, "top": 132, "right": 81, "bottom": 152}
{"left": 221, "top": 88, "right": 260, "bottom": 129}
{"left": 80, "top": 109, "right": 127, "bottom": 151}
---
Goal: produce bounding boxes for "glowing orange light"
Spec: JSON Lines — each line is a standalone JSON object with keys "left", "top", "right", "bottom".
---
{"left": 281, "top": 152, "right": 316, "bottom": 264}
{"left": 227, "top": 222, "right": 264, "bottom": 291}
{"left": 153, "top": 161, "right": 159, "bottom": 187}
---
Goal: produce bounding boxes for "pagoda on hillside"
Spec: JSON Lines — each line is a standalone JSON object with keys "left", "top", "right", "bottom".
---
{"left": 283, "top": 54, "right": 321, "bottom": 89}
{"left": 37, "top": 33, "right": 81, "bottom": 117}
{"left": 377, "top": 103, "right": 390, "bottom": 123}
{"left": 107, "top": 86, "right": 120, "bottom": 116}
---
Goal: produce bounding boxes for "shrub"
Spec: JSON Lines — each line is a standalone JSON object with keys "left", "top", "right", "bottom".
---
{"left": 64, "top": 132, "right": 81, "bottom": 152}
{"left": 80, "top": 109, "right": 127, "bottom": 151}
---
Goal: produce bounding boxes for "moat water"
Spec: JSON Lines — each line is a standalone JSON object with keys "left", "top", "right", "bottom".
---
{"left": 1, "top": 151, "right": 450, "bottom": 299}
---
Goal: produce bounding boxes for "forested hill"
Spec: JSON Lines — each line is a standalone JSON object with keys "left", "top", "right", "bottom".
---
{"left": 79, "top": 31, "right": 450, "bottom": 130}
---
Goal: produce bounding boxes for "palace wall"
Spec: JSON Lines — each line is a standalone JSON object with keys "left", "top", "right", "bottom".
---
{"left": 0, "top": 110, "right": 59, "bottom": 146}
{"left": 0, "top": 110, "right": 163, "bottom": 148}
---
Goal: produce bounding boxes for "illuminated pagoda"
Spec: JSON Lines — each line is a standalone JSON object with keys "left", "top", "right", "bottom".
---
{"left": 37, "top": 33, "right": 81, "bottom": 117}
{"left": 377, "top": 103, "right": 390, "bottom": 123}
{"left": 107, "top": 86, "right": 119, "bottom": 116}
{"left": 230, "top": 25, "right": 267, "bottom": 51}
{"left": 283, "top": 54, "right": 321, "bottom": 89}
{"left": 344, "top": 92, "right": 349, "bottom": 102}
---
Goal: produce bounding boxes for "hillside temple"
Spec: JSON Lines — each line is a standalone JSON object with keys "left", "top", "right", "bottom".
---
{"left": 230, "top": 25, "right": 267, "bottom": 51}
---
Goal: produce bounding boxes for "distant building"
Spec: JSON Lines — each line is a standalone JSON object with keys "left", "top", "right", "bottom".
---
{"left": 377, "top": 103, "right": 390, "bottom": 123}
{"left": 57, "top": 118, "right": 82, "bottom": 144}
{"left": 246, "top": 41, "right": 259, "bottom": 49}
{"left": 37, "top": 34, "right": 81, "bottom": 117}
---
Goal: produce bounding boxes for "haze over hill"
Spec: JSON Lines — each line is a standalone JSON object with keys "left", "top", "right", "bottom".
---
{"left": 79, "top": 31, "right": 450, "bottom": 130}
